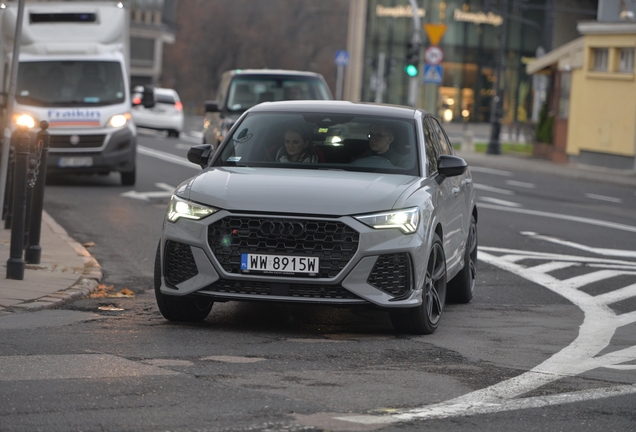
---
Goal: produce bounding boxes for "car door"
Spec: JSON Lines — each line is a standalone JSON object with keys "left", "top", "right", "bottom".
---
{"left": 426, "top": 117, "right": 465, "bottom": 271}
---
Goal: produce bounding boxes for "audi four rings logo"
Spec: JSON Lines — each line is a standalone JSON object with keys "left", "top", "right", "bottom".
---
{"left": 259, "top": 220, "right": 305, "bottom": 237}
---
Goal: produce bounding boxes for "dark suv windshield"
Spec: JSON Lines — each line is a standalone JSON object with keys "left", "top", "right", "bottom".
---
{"left": 226, "top": 76, "right": 331, "bottom": 112}
{"left": 213, "top": 111, "right": 420, "bottom": 176}
{"left": 16, "top": 61, "right": 125, "bottom": 107}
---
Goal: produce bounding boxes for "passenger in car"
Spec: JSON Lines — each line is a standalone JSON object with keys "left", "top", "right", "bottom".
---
{"left": 354, "top": 122, "right": 410, "bottom": 168}
{"left": 276, "top": 126, "right": 318, "bottom": 163}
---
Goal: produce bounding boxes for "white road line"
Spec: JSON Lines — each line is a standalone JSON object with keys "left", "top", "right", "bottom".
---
{"left": 528, "top": 261, "right": 580, "bottom": 273}
{"left": 479, "top": 197, "right": 523, "bottom": 208}
{"left": 473, "top": 184, "right": 515, "bottom": 195}
{"left": 561, "top": 270, "right": 636, "bottom": 289}
{"left": 521, "top": 232, "right": 636, "bottom": 258}
{"left": 595, "top": 283, "right": 636, "bottom": 305}
{"left": 189, "top": 131, "right": 203, "bottom": 139}
{"left": 179, "top": 135, "right": 203, "bottom": 144}
{"left": 505, "top": 180, "right": 535, "bottom": 188}
{"left": 585, "top": 193, "right": 622, "bottom": 204}
{"left": 137, "top": 145, "right": 200, "bottom": 169}
{"left": 469, "top": 166, "right": 514, "bottom": 176}
{"left": 480, "top": 203, "right": 636, "bottom": 233}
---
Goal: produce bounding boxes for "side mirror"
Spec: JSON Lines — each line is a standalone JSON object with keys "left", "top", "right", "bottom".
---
{"left": 205, "top": 100, "right": 219, "bottom": 113}
{"left": 132, "top": 85, "right": 156, "bottom": 108}
{"left": 437, "top": 155, "right": 467, "bottom": 179}
{"left": 187, "top": 144, "right": 213, "bottom": 168}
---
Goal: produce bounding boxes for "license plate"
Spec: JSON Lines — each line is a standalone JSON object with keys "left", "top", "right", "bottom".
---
{"left": 58, "top": 157, "right": 93, "bottom": 167}
{"left": 240, "top": 253, "right": 319, "bottom": 276}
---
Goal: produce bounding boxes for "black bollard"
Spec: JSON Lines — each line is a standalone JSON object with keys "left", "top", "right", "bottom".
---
{"left": 25, "top": 121, "right": 50, "bottom": 264}
{"left": 3, "top": 143, "right": 15, "bottom": 228}
{"left": 6, "top": 126, "right": 31, "bottom": 280}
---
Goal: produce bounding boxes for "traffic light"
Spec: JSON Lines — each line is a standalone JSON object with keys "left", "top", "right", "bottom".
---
{"left": 405, "top": 42, "right": 420, "bottom": 77}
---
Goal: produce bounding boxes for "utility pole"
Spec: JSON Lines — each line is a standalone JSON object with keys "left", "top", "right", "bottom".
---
{"left": 0, "top": 0, "right": 26, "bottom": 220}
{"left": 407, "top": 0, "right": 421, "bottom": 107}
{"left": 486, "top": 0, "right": 508, "bottom": 155}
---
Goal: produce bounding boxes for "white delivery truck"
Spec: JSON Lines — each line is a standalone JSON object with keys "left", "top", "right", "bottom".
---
{"left": 1, "top": 2, "right": 139, "bottom": 185}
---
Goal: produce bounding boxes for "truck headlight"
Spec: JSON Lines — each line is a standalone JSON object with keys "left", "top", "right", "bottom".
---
{"left": 13, "top": 113, "right": 37, "bottom": 129}
{"left": 167, "top": 195, "right": 217, "bottom": 222}
{"left": 354, "top": 207, "right": 420, "bottom": 234}
{"left": 108, "top": 113, "right": 131, "bottom": 128}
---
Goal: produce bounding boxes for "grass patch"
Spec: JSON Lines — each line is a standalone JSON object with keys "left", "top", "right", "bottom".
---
{"left": 453, "top": 142, "right": 533, "bottom": 156}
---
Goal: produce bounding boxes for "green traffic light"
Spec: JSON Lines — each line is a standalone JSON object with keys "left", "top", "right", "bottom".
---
{"left": 404, "top": 64, "right": 418, "bottom": 77}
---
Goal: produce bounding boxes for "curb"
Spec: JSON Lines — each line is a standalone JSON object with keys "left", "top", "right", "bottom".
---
{"left": 6, "top": 211, "right": 103, "bottom": 312}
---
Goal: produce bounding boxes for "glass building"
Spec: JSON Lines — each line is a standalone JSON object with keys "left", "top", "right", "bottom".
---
{"left": 359, "top": 0, "right": 596, "bottom": 123}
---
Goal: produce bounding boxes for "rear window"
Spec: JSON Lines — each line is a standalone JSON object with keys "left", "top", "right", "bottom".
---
{"left": 226, "top": 75, "right": 332, "bottom": 112}
{"left": 156, "top": 94, "right": 176, "bottom": 104}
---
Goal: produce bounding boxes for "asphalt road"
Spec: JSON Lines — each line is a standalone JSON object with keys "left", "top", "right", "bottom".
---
{"left": 1, "top": 116, "right": 635, "bottom": 431}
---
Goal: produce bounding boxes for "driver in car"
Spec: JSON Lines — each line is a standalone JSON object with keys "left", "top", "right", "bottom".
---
{"left": 355, "top": 122, "right": 410, "bottom": 168}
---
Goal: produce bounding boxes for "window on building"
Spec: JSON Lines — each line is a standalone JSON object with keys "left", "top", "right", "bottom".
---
{"left": 619, "top": 48, "right": 635, "bottom": 73}
{"left": 593, "top": 48, "right": 609, "bottom": 71}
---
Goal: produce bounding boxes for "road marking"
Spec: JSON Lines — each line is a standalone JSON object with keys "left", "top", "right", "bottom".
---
{"left": 479, "top": 197, "right": 523, "bottom": 208}
{"left": 0, "top": 354, "right": 178, "bottom": 381}
{"left": 137, "top": 145, "right": 200, "bottom": 169}
{"left": 480, "top": 203, "right": 636, "bottom": 233}
{"left": 469, "top": 166, "right": 513, "bottom": 177}
{"left": 201, "top": 355, "right": 266, "bottom": 363}
{"left": 505, "top": 180, "right": 535, "bottom": 188}
{"left": 585, "top": 193, "right": 622, "bottom": 204}
{"left": 189, "top": 131, "right": 204, "bottom": 139}
{"left": 521, "top": 231, "right": 636, "bottom": 258}
{"left": 121, "top": 182, "right": 175, "bottom": 201}
{"left": 337, "top": 245, "right": 636, "bottom": 425}
{"left": 179, "top": 135, "right": 203, "bottom": 144}
{"left": 473, "top": 184, "right": 515, "bottom": 195}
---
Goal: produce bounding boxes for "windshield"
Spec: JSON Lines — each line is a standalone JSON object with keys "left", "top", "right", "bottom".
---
{"left": 16, "top": 61, "right": 126, "bottom": 107}
{"left": 226, "top": 76, "right": 332, "bottom": 112}
{"left": 213, "top": 112, "right": 420, "bottom": 176}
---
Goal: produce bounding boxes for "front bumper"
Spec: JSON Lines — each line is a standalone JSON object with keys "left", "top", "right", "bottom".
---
{"left": 159, "top": 210, "right": 427, "bottom": 308}
{"left": 46, "top": 126, "right": 136, "bottom": 174}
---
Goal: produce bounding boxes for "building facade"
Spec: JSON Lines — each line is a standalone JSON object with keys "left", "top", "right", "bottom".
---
{"left": 348, "top": 0, "right": 597, "bottom": 123}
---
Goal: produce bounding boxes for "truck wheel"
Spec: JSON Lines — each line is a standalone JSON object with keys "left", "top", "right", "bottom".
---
{"left": 447, "top": 215, "right": 477, "bottom": 304}
{"left": 120, "top": 170, "right": 136, "bottom": 186}
{"left": 154, "top": 243, "right": 213, "bottom": 322}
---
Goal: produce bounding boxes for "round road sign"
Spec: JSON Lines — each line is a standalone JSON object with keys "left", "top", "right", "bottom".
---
{"left": 424, "top": 46, "right": 444, "bottom": 65}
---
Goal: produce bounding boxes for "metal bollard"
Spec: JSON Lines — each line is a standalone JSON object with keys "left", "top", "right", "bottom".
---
{"left": 6, "top": 126, "right": 31, "bottom": 280}
{"left": 25, "top": 121, "right": 50, "bottom": 264}
{"left": 3, "top": 143, "right": 15, "bottom": 228}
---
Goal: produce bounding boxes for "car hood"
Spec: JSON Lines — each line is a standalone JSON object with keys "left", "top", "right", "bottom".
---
{"left": 185, "top": 167, "right": 419, "bottom": 215}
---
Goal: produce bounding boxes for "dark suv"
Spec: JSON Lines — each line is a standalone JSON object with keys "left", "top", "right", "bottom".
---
{"left": 202, "top": 69, "right": 333, "bottom": 148}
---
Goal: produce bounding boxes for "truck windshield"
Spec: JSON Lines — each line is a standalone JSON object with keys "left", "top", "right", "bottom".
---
{"left": 16, "top": 61, "right": 125, "bottom": 107}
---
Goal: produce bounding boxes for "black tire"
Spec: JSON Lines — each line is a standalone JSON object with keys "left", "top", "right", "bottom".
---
{"left": 390, "top": 233, "right": 446, "bottom": 335}
{"left": 447, "top": 215, "right": 477, "bottom": 304}
{"left": 120, "top": 169, "right": 136, "bottom": 186}
{"left": 154, "top": 243, "right": 213, "bottom": 322}
{"left": 168, "top": 130, "right": 180, "bottom": 138}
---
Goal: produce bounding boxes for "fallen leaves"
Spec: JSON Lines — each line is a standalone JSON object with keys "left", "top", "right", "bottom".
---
{"left": 82, "top": 241, "right": 95, "bottom": 248}
{"left": 98, "top": 305, "right": 124, "bottom": 311}
{"left": 89, "top": 284, "right": 135, "bottom": 299}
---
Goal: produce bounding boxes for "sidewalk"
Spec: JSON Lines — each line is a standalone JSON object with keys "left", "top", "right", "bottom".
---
{"left": 0, "top": 211, "right": 102, "bottom": 317}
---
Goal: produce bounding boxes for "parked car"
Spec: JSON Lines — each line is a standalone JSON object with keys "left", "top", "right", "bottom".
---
{"left": 155, "top": 101, "right": 477, "bottom": 335}
{"left": 202, "top": 69, "right": 333, "bottom": 149}
{"left": 132, "top": 87, "right": 184, "bottom": 137}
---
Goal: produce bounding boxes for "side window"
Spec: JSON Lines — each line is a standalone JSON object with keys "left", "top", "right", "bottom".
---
{"left": 430, "top": 118, "right": 453, "bottom": 155}
{"left": 422, "top": 117, "right": 439, "bottom": 175}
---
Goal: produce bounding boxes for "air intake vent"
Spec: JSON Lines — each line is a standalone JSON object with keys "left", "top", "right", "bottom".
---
{"left": 30, "top": 13, "right": 97, "bottom": 23}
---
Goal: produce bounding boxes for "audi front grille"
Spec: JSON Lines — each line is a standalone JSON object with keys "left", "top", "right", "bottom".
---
{"left": 208, "top": 216, "right": 359, "bottom": 278}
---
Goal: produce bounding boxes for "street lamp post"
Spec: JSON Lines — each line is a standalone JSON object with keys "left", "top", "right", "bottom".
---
{"left": 487, "top": 0, "right": 508, "bottom": 155}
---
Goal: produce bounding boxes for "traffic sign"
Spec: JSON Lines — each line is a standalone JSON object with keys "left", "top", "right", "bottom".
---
{"left": 424, "top": 23, "right": 447, "bottom": 46}
{"left": 424, "top": 46, "right": 444, "bottom": 65}
{"left": 423, "top": 64, "right": 443, "bottom": 84}
{"left": 335, "top": 50, "right": 350, "bottom": 67}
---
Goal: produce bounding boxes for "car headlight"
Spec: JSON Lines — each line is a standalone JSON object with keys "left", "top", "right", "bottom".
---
{"left": 12, "top": 113, "right": 38, "bottom": 129}
{"left": 108, "top": 113, "right": 131, "bottom": 128}
{"left": 354, "top": 207, "right": 420, "bottom": 234}
{"left": 167, "top": 195, "right": 218, "bottom": 222}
